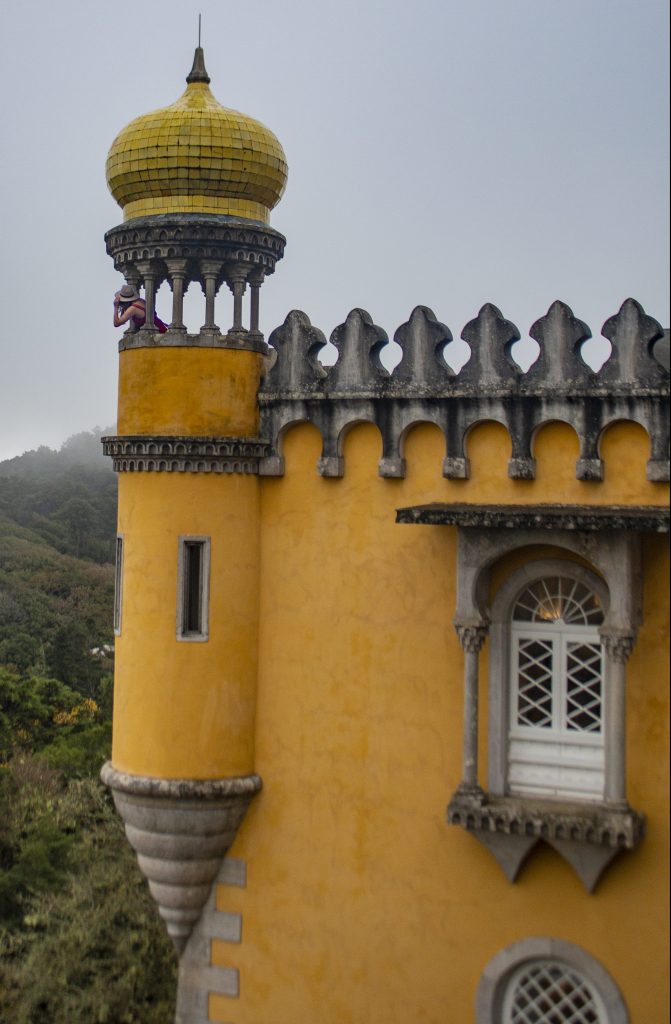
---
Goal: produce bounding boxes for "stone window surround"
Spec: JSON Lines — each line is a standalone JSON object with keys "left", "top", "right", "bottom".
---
{"left": 476, "top": 937, "right": 629, "bottom": 1024}
{"left": 448, "top": 526, "right": 645, "bottom": 891}
{"left": 387, "top": 501, "right": 671, "bottom": 890}
{"left": 176, "top": 536, "right": 211, "bottom": 643}
{"left": 114, "top": 533, "right": 124, "bottom": 637}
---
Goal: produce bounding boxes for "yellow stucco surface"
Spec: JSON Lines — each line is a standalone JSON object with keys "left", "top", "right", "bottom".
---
{"left": 117, "top": 347, "right": 262, "bottom": 437}
{"left": 113, "top": 471, "right": 260, "bottom": 778}
{"left": 112, "top": 409, "right": 668, "bottom": 1020}
{"left": 201, "top": 421, "right": 668, "bottom": 1024}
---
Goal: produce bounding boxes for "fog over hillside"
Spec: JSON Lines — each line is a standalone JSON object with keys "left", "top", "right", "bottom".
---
{"left": 0, "top": 429, "right": 115, "bottom": 480}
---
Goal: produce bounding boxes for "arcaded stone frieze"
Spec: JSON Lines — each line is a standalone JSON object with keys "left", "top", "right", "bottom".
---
{"left": 258, "top": 300, "right": 670, "bottom": 481}
{"left": 105, "top": 213, "right": 286, "bottom": 284}
{"left": 102, "top": 435, "right": 271, "bottom": 474}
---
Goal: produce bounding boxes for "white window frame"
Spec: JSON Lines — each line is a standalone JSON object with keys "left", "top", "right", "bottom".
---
{"left": 506, "top": 572, "right": 606, "bottom": 802}
{"left": 114, "top": 534, "right": 124, "bottom": 636}
{"left": 488, "top": 560, "right": 610, "bottom": 800}
{"left": 176, "top": 536, "right": 211, "bottom": 642}
{"left": 477, "top": 937, "right": 629, "bottom": 1024}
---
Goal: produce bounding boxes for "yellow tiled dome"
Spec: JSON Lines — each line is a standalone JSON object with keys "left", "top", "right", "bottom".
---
{"left": 106, "top": 49, "right": 287, "bottom": 224}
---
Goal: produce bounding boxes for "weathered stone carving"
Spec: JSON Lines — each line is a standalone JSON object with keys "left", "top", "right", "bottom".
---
{"left": 455, "top": 623, "right": 488, "bottom": 654}
{"left": 525, "top": 300, "right": 593, "bottom": 390}
{"left": 601, "top": 297, "right": 666, "bottom": 387}
{"left": 392, "top": 306, "right": 454, "bottom": 390}
{"left": 106, "top": 214, "right": 285, "bottom": 280}
{"left": 447, "top": 789, "right": 644, "bottom": 891}
{"left": 258, "top": 299, "right": 670, "bottom": 482}
{"left": 328, "top": 308, "right": 389, "bottom": 392}
{"left": 458, "top": 303, "right": 520, "bottom": 389}
{"left": 601, "top": 631, "right": 637, "bottom": 665}
{"left": 101, "top": 764, "right": 261, "bottom": 955}
{"left": 102, "top": 436, "right": 270, "bottom": 474}
{"left": 395, "top": 502, "right": 670, "bottom": 533}
{"left": 265, "top": 310, "right": 328, "bottom": 391}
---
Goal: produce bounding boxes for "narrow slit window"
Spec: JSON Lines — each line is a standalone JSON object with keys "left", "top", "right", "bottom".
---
{"left": 114, "top": 535, "right": 124, "bottom": 635}
{"left": 177, "top": 537, "right": 210, "bottom": 640}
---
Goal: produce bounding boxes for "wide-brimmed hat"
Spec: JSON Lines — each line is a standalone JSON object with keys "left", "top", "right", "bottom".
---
{"left": 116, "top": 284, "right": 141, "bottom": 303}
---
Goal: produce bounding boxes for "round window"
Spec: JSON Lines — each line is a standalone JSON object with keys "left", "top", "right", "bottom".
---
{"left": 503, "top": 958, "right": 608, "bottom": 1023}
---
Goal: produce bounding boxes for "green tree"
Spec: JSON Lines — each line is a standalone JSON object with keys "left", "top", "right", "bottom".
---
{"left": 0, "top": 768, "right": 177, "bottom": 1022}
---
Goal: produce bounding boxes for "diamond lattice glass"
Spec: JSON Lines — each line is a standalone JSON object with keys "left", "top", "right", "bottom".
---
{"left": 566, "top": 643, "right": 603, "bottom": 733}
{"left": 505, "top": 960, "right": 604, "bottom": 1024}
{"left": 517, "top": 638, "right": 554, "bottom": 727}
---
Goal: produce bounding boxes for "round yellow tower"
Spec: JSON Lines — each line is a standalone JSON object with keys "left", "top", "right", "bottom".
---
{"left": 101, "top": 48, "right": 286, "bottom": 955}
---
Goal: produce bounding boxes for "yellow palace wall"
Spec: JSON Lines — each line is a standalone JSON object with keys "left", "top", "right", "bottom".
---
{"left": 198, "top": 421, "right": 670, "bottom": 1024}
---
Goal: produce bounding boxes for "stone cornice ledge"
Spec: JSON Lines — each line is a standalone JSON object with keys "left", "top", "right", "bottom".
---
{"left": 101, "top": 762, "right": 262, "bottom": 800}
{"left": 447, "top": 789, "right": 644, "bottom": 892}
{"left": 118, "top": 330, "right": 269, "bottom": 355}
{"left": 102, "top": 435, "right": 270, "bottom": 474}
{"left": 397, "top": 502, "right": 670, "bottom": 533}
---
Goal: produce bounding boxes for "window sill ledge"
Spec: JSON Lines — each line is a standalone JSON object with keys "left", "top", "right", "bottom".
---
{"left": 447, "top": 788, "right": 644, "bottom": 891}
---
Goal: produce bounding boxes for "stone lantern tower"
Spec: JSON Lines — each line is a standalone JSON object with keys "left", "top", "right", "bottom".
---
{"left": 100, "top": 48, "right": 287, "bottom": 956}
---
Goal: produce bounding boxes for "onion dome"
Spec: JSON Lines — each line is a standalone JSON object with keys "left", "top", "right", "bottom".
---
{"left": 106, "top": 48, "right": 287, "bottom": 224}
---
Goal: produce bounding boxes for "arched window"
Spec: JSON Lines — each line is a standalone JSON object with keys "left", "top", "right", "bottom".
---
{"left": 486, "top": 560, "right": 610, "bottom": 805}
{"left": 446, "top": 534, "right": 644, "bottom": 890}
{"left": 509, "top": 574, "right": 605, "bottom": 801}
{"left": 477, "top": 938, "right": 629, "bottom": 1024}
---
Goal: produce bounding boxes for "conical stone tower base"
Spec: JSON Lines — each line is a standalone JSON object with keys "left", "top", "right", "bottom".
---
{"left": 102, "top": 763, "right": 262, "bottom": 954}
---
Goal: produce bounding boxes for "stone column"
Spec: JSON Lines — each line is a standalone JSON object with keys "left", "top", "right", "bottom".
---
{"left": 455, "top": 622, "right": 489, "bottom": 794}
{"left": 248, "top": 268, "right": 265, "bottom": 334}
{"left": 224, "top": 264, "right": 250, "bottom": 334}
{"left": 166, "top": 259, "right": 188, "bottom": 332}
{"left": 601, "top": 631, "right": 636, "bottom": 807}
{"left": 200, "top": 260, "right": 221, "bottom": 334}
{"left": 136, "top": 261, "right": 157, "bottom": 333}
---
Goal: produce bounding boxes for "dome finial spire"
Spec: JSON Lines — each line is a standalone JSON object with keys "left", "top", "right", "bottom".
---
{"left": 187, "top": 16, "right": 210, "bottom": 84}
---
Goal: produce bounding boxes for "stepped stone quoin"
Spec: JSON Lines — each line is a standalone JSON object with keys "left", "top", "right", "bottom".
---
{"left": 258, "top": 298, "right": 670, "bottom": 483}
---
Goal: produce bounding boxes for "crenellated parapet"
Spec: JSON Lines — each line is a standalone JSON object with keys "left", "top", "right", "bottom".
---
{"left": 258, "top": 299, "right": 670, "bottom": 482}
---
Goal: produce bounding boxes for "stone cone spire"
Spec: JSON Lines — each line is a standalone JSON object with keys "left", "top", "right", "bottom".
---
{"left": 102, "top": 764, "right": 261, "bottom": 954}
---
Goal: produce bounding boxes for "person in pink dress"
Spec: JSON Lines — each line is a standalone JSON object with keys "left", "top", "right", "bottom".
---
{"left": 113, "top": 284, "right": 168, "bottom": 332}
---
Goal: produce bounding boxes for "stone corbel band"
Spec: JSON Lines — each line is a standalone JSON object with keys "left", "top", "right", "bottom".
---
{"left": 102, "top": 436, "right": 271, "bottom": 474}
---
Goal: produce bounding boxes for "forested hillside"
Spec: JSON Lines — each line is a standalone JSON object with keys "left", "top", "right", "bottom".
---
{"left": 0, "top": 432, "right": 177, "bottom": 1021}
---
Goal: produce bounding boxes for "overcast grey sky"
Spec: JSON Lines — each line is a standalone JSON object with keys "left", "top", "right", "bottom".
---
{"left": 0, "top": 0, "right": 668, "bottom": 461}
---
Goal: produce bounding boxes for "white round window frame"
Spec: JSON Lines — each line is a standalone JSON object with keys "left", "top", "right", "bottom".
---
{"left": 476, "top": 937, "right": 629, "bottom": 1024}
